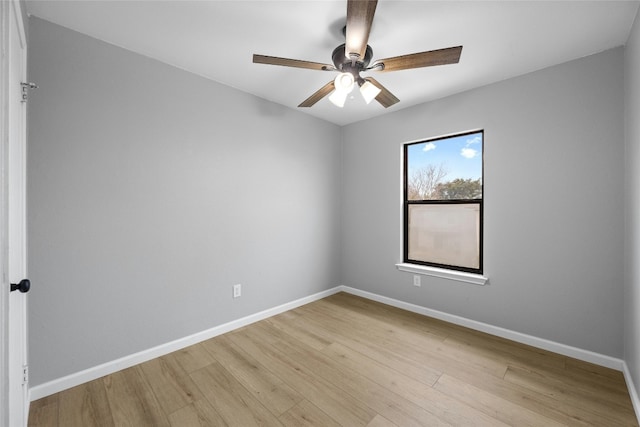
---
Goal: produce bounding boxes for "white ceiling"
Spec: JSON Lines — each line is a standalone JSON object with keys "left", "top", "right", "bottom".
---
{"left": 26, "top": 0, "right": 640, "bottom": 126}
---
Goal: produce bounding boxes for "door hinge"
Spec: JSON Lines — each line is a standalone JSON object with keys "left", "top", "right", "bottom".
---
{"left": 22, "top": 365, "right": 28, "bottom": 386}
{"left": 21, "top": 82, "right": 38, "bottom": 103}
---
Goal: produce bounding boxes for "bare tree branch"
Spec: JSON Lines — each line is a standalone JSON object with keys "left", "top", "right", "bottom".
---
{"left": 407, "top": 163, "right": 448, "bottom": 200}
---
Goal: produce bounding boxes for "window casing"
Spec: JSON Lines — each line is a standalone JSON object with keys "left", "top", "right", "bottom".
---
{"left": 403, "top": 130, "right": 483, "bottom": 274}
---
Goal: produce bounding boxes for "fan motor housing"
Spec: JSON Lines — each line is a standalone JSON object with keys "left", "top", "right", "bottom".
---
{"left": 332, "top": 43, "right": 374, "bottom": 72}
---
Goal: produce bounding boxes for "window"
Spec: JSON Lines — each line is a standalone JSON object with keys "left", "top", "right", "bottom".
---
{"left": 403, "top": 130, "right": 483, "bottom": 274}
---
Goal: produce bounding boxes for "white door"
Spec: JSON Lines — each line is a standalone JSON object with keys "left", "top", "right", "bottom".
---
{"left": 1, "top": 0, "right": 29, "bottom": 426}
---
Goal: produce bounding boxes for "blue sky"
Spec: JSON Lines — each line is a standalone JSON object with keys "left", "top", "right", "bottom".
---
{"left": 407, "top": 132, "right": 483, "bottom": 181}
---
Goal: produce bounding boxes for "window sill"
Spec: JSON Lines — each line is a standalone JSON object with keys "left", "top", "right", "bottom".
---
{"left": 395, "top": 263, "right": 489, "bottom": 286}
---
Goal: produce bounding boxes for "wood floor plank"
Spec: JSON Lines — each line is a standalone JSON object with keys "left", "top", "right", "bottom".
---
{"left": 322, "top": 340, "right": 517, "bottom": 426}
{"left": 565, "top": 356, "right": 630, "bottom": 392}
{"left": 296, "top": 309, "right": 444, "bottom": 386}
{"left": 443, "top": 329, "right": 634, "bottom": 409}
{"left": 265, "top": 310, "right": 333, "bottom": 351}
{"left": 300, "top": 299, "right": 508, "bottom": 384}
{"left": 452, "top": 361, "right": 625, "bottom": 425}
{"left": 28, "top": 292, "right": 639, "bottom": 427}
{"left": 504, "top": 364, "right": 637, "bottom": 425}
{"left": 324, "top": 292, "right": 462, "bottom": 344}
{"left": 434, "top": 373, "right": 565, "bottom": 427}
{"left": 278, "top": 399, "right": 342, "bottom": 427}
{"left": 200, "top": 334, "right": 303, "bottom": 416}
{"left": 447, "top": 364, "right": 611, "bottom": 425}
{"left": 170, "top": 342, "right": 216, "bottom": 374}
{"left": 432, "top": 335, "right": 510, "bottom": 378}
{"left": 326, "top": 293, "right": 450, "bottom": 330}
{"left": 138, "top": 352, "right": 203, "bottom": 416}
{"left": 263, "top": 329, "right": 445, "bottom": 427}
{"left": 27, "top": 395, "right": 59, "bottom": 427}
{"left": 167, "top": 399, "right": 228, "bottom": 427}
{"left": 189, "top": 361, "right": 283, "bottom": 426}
{"left": 366, "top": 414, "right": 399, "bottom": 427}
{"left": 307, "top": 297, "right": 449, "bottom": 349}
{"left": 509, "top": 358, "right": 633, "bottom": 407}
{"left": 442, "top": 328, "right": 566, "bottom": 372}
{"left": 57, "top": 380, "right": 114, "bottom": 427}
{"left": 270, "top": 325, "right": 511, "bottom": 427}
{"left": 103, "top": 367, "right": 169, "bottom": 427}
{"left": 321, "top": 341, "right": 440, "bottom": 397}
{"left": 229, "top": 324, "right": 378, "bottom": 426}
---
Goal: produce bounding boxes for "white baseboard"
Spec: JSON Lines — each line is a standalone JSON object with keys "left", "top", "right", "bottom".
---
{"left": 29, "top": 286, "right": 342, "bottom": 401}
{"left": 340, "top": 286, "right": 625, "bottom": 371}
{"left": 30, "top": 284, "right": 629, "bottom": 401}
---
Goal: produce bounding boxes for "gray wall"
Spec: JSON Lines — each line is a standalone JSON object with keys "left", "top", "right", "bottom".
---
{"left": 341, "top": 48, "right": 625, "bottom": 357}
{"left": 27, "top": 18, "right": 341, "bottom": 387}
{"left": 625, "top": 9, "right": 640, "bottom": 403}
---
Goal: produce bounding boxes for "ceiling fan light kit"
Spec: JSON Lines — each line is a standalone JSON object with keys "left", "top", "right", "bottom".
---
{"left": 328, "top": 72, "right": 355, "bottom": 108}
{"left": 334, "top": 72, "right": 355, "bottom": 92}
{"left": 253, "top": 0, "right": 462, "bottom": 109}
{"left": 359, "top": 79, "right": 381, "bottom": 104}
{"left": 327, "top": 76, "right": 381, "bottom": 107}
{"left": 328, "top": 87, "right": 349, "bottom": 108}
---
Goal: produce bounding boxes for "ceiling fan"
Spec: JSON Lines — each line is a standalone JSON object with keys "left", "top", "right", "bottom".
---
{"left": 253, "top": 0, "right": 462, "bottom": 109}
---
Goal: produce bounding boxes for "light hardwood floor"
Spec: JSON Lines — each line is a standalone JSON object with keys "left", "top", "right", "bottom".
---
{"left": 28, "top": 292, "right": 638, "bottom": 426}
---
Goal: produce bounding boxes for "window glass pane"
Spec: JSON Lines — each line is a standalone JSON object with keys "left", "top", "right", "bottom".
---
{"left": 407, "top": 203, "right": 480, "bottom": 270}
{"left": 407, "top": 132, "right": 483, "bottom": 200}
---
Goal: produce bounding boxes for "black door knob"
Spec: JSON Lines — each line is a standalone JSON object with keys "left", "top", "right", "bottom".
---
{"left": 10, "top": 279, "right": 30, "bottom": 293}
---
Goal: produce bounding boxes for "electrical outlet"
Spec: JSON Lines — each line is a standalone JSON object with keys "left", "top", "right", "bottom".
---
{"left": 233, "top": 284, "right": 242, "bottom": 298}
{"left": 413, "top": 275, "right": 421, "bottom": 287}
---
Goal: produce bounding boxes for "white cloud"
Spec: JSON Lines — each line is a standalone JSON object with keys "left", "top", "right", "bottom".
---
{"left": 423, "top": 142, "right": 436, "bottom": 152}
{"left": 466, "top": 135, "right": 482, "bottom": 146}
{"left": 461, "top": 148, "right": 478, "bottom": 159}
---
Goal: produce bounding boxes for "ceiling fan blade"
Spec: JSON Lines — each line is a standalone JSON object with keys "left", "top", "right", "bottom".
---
{"left": 366, "top": 77, "right": 399, "bottom": 108}
{"left": 375, "top": 46, "right": 463, "bottom": 73}
{"left": 253, "top": 54, "right": 334, "bottom": 71}
{"left": 299, "top": 81, "right": 336, "bottom": 107}
{"left": 345, "top": 0, "right": 378, "bottom": 60}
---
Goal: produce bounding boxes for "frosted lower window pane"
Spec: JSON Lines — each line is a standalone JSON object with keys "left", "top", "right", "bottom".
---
{"left": 408, "top": 204, "right": 480, "bottom": 269}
